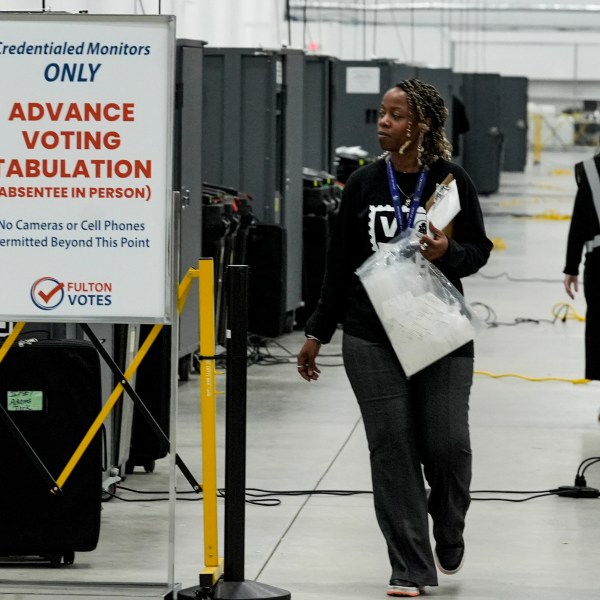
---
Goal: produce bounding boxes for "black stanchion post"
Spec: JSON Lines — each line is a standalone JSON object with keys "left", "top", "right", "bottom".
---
{"left": 178, "top": 266, "right": 290, "bottom": 600}
{"left": 213, "top": 265, "right": 290, "bottom": 600}
{"left": 223, "top": 264, "right": 248, "bottom": 582}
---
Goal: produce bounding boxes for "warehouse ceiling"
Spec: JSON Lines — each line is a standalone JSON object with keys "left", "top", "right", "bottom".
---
{"left": 287, "top": 1, "right": 600, "bottom": 31}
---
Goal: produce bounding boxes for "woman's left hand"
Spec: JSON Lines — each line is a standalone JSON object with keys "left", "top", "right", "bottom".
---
{"left": 419, "top": 222, "right": 448, "bottom": 261}
{"left": 564, "top": 274, "right": 578, "bottom": 300}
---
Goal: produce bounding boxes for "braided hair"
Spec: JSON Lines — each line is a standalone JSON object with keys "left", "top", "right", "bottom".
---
{"left": 397, "top": 79, "right": 452, "bottom": 166}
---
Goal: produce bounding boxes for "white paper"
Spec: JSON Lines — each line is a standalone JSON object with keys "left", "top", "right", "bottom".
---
{"left": 379, "top": 291, "right": 475, "bottom": 377}
{"left": 357, "top": 235, "right": 476, "bottom": 378}
{"left": 427, "top": 179, "right": 460, "bottom": 233}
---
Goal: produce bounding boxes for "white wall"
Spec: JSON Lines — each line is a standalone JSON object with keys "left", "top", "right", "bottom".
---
{"left": 2, "top": 0, "right": 600, "bottom": 107}
{"left": 0, "top": 0, "right": 285, "bottom": 47}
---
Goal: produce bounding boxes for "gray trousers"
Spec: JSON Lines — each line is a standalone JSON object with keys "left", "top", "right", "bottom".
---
{"left": 342, "top": 333, "right": 473, "bottom": 587}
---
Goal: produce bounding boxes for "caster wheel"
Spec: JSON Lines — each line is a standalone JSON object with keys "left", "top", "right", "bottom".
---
{"left": 47, "top": 552, "right": 62, "bottom": 568}
{"left": 179, "top": 355, "right": 192, "bottom": 381}
{"left": 63, "top": 550, "right": 75, "bottom": 565}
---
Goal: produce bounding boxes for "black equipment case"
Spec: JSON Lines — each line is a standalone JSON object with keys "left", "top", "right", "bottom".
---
{"left": 247, "top": 223, "right": 288, "bottom": 339}
{"left": 0, "top": 338, "right": 103, "bottom": 566}
{"left": 128, "top": 325, "right": 171, "bottom": 473}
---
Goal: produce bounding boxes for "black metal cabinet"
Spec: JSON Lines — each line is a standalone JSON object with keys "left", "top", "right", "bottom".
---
{"left": 460, "top": 73, "right": 504, "bottom": 195}
{"left": 415, "top": 67, "right": 455, "bottom": 146}
{"left": 331, "top": 59, "right": 395, "bottom": 157}
{"left": 500, "top": 76, "right": 529, "bottom": 172}
{"left": 174, "top": 39, "right": 204, "bottom": 365}
{"left": 202, "top": 47, "right": 304, "bottom": 320}
{"left": 303, "top": 55, "right": 337, "bottom": 173}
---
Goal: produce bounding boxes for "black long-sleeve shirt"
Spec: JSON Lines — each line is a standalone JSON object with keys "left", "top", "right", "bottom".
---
{"left": 305, "top": 157, "right": 493, "bottom": 355}
{"left": 564, "top": 156, "right": 600, "bottom": 276}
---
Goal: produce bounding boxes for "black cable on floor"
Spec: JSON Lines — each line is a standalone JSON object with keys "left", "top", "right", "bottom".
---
{"left": 474, "top": 271, "right": 562, "bottom": 284}
{"left": 242, "top": 487, "right": 372, "bottom": 498}
{"left": 472, "top": 301, "right": 560, "bottom": 328}
{"left": 471, "top": 492, "right": 560, "bottom": 502}
{"left": 106, "top": 489, "right": 203, "bottom": 502}
{"left": 112, "top": 460, "right": 600, "bottom": 505}
{"left": 577, "top": 457, "right": 600, "bottom": 477}
{"left": 574, "top": 456, "right": 600, "bottom": 486}
{"left": 111, "top": 484, "right": 578, "bottom": 505}
{"left": 113, "top": 484, "right": 280, "bottom": 506}
{"left": 469, "top": 489, "right": 562, "bottom": 502}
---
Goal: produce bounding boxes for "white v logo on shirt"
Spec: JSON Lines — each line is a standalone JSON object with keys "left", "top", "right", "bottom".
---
{"left": 380, "top": 215, "right": 398, "bottom": 238}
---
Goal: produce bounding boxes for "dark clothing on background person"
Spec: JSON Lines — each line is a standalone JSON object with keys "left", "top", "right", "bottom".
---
{"left": 452, "top": 96, "right": 470, "bottom": 158}
{"left": 564, "top": 155, "right": 600, "bottom": 380}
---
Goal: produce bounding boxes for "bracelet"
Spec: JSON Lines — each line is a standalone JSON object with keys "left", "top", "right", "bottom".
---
{"left": 306, "top": 335, "right": 322, "bottom": 345}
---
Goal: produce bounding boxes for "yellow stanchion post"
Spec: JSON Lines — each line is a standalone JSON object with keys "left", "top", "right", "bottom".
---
{"left": 197, "top": 258, "right": 224, "bottom": 586}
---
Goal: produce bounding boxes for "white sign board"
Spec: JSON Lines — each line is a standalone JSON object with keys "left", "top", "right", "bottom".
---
{"left": 0, "top": 14, "right": 176, "bottom": 323}
{"left": 345, "top": 66, "right": 381, "bottom": 94}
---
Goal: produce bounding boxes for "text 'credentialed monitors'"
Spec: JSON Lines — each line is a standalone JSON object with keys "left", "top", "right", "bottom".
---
{"left": 0, "top": 14, "right": 176, "bottom": 323}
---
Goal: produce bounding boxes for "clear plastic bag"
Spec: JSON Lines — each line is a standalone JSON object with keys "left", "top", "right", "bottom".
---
{"left": 356, "top": 229, "right": 480, "bottom": 377}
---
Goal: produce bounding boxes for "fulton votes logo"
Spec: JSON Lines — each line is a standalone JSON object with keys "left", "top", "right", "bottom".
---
{"left": 30, "top": 277, "right": 113, "bottom": 310}
{"left": 31, "top": 276, "right": 65, "bottom": 310}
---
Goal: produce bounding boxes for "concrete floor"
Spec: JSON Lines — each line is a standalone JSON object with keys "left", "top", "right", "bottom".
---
{"left": 2, "top": 147, "right": 600, "bottom": 599}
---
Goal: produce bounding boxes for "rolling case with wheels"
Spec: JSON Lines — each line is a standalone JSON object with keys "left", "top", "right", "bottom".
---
{"left": 0, "top": 338, "right": 103, "bottom": 567}
{"left": 127, "top": 325, "right": 171, "bottom": 474}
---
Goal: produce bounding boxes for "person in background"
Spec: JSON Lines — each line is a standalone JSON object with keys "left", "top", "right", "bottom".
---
{"left": 563, "top": 149, "right": 600, "bottom": 387}
{"left": 296, "top": 79, "right": 492, "bottom": 598}
{"left": 451, "top": 95, "right": 470, "bottom": 158}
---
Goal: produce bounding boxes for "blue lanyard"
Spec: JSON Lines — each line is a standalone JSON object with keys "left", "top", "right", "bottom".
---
{"left": 385, "top": 155, "right": 428, "bottom": 232}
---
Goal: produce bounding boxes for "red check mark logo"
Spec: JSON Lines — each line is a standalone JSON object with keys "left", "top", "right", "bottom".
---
{"left": 38, "top": 282, "right": 64, "bottom": 304}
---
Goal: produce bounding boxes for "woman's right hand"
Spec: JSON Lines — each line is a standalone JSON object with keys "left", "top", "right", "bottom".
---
{"left": 296, "top": 338, "right": 322, "bottom": 382}
{"left": 564, "top": 274, "right": 578, "bottom": 300}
